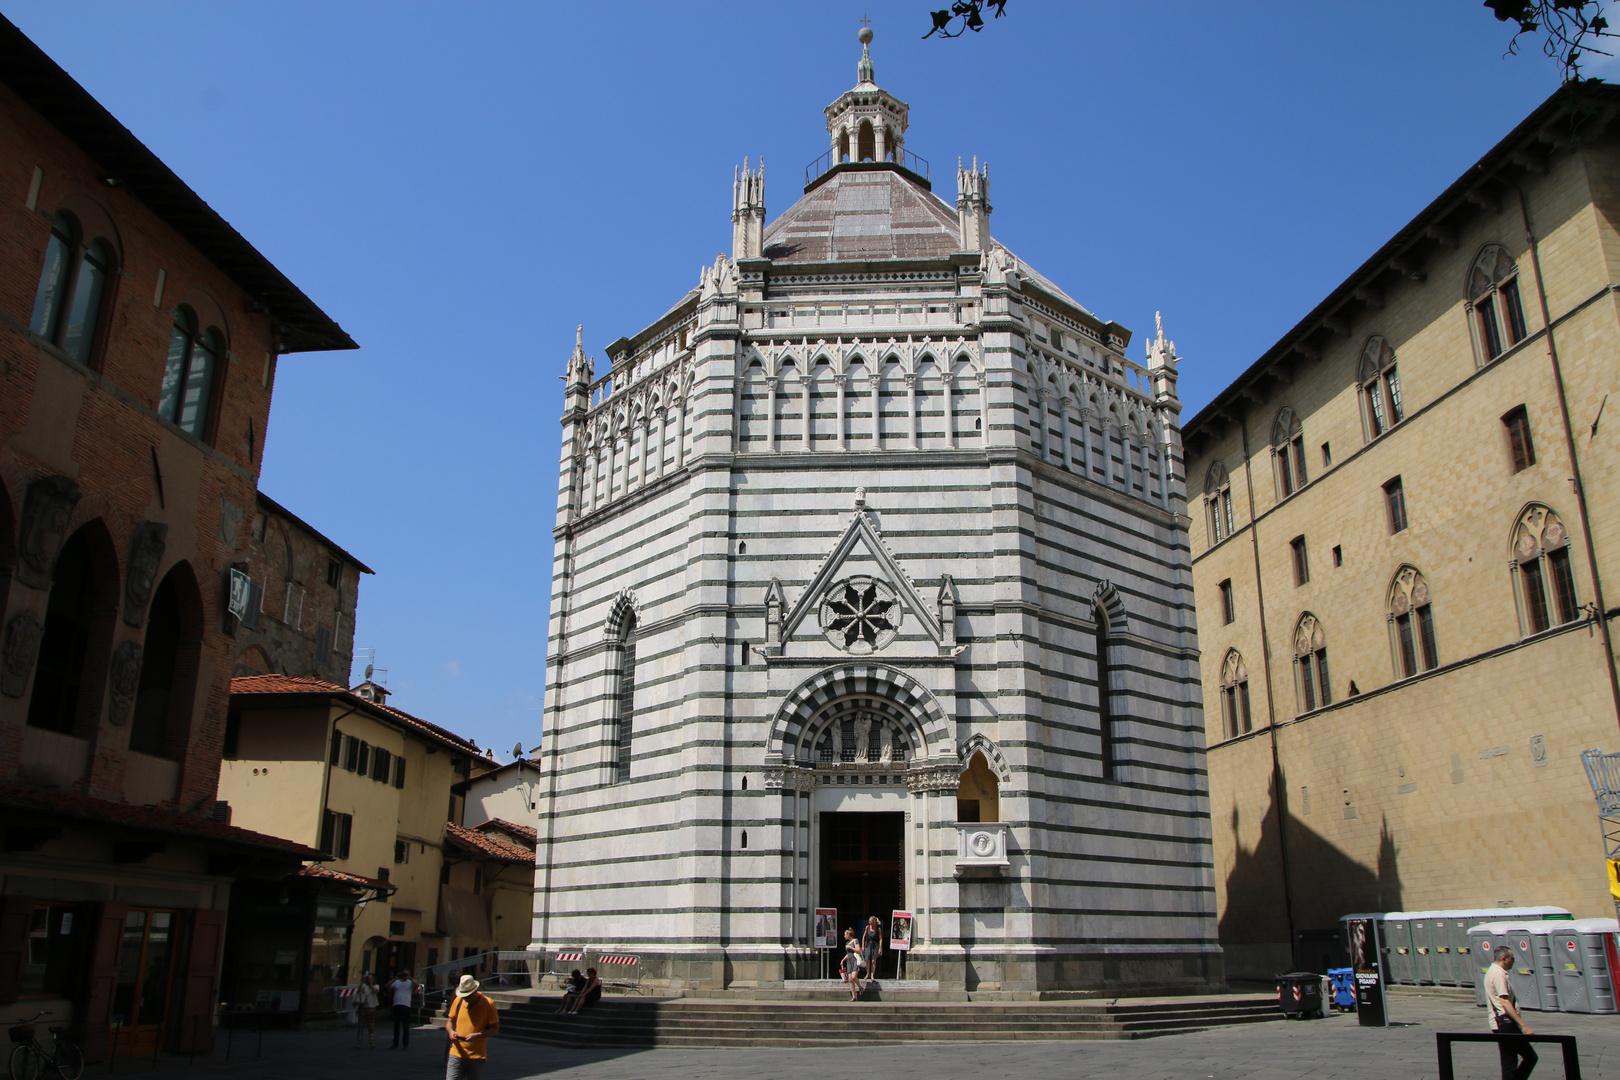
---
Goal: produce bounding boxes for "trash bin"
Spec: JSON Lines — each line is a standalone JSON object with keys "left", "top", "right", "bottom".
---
{"left": 1549, "top": 918, "right": 1619, "bottom": 1015}
{"left": 1327, "top": 967, "right": 1356, "bottom": 1011}
{"left": 1277, "top": 972, "right": 1325, "bottom": 1019}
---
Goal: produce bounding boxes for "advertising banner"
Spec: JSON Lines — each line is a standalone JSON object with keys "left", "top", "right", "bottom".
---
{"left": 815, "top": 908, "right": 838, "bottom": 948}
{"left": 1347, "top": 916, "right": 1389, "bottom": 1027}
{"left": 890, "top": 911, "right": 913, "bottom": 951}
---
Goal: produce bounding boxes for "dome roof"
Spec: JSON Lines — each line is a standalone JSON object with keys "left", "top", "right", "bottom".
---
{"left": 762, "top": 169, "right": 957, "bottom": 264}
{"left": 759, "top": 166, "right": 1089, "bottom": 314}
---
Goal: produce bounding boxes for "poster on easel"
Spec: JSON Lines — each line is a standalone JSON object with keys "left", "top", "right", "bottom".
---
{"left": 1347, "top": 916, "right": 1389, "bottom": 1027}
{"left": 815, "top": 908, "right": 838, "bottom": 948}
{"left": 890, "top": 911, "right": 913, "bottom": 950}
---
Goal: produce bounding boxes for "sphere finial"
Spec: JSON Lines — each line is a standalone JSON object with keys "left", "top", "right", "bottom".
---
{"left": 858, "top": 25, "right": 873, "bottom": 44}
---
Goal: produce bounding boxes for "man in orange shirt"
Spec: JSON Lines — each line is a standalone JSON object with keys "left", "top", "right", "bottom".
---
{"left": 444, "top": 974, "right": 500, "bottom": 1080}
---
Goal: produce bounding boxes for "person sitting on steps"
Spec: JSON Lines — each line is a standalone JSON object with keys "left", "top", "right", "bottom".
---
{"left": 566, "top": 967, "right": 603, "bottom": 1014}
{"left": 556, "top": 969, "right": 586, "bottom": 1014}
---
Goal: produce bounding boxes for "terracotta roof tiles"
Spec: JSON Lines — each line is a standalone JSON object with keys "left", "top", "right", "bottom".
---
{"left": 477, "top": 818, "right": 538, "bottom": 848}
{"left": 229, "top": 675, "right": 481, "bottom": 755}
{"left": 444, "top": 822, "right": 534, "bottom": 864}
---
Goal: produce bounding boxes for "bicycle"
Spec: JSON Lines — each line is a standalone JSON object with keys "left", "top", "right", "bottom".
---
{"left": 7, "top": 1012, "right": 82, "bottom": 1080}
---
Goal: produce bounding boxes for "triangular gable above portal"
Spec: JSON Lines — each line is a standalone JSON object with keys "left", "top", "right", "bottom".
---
{"left": 766, "top": 491, "right": 952, "bottom": 657}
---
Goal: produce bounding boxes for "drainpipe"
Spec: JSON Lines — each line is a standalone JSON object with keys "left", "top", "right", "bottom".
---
{"left": 319, "top": 703, "right": 363, "bottom": 848}
{"left": 1237, "top": 412, "right": 1297, "bottom": 953}
{"left": 1514, "top": 183, "right": 1620, "bottom": 731}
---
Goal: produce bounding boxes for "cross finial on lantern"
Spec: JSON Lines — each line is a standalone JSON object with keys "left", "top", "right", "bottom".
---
{"left": 860, "top": 13, "right": 871, "bottom": 28}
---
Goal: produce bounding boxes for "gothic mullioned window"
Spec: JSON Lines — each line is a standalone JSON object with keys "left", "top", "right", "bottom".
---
{"left": 1272, "top": 407, "right": 1308, "bottom": 499}
{"left": 1388, "top": 566, "right": 1438, "bottom": 678}
{"left": 1469, "top": 244, "right": 1528, "bottom": 362}
{"left": 1511, "top": 505, "right": 1580, "bottom": 635}
{"left": 160, "top": 307, "right": 221, "bottom": 440}
{"left": 1220, "top": 649, "right": 1252, "bottom": 739}
{"left": 31, "top": 211, "right": 116, "bottom": 366}
{"left": 1359, "top": 336, "right": 1404, "bottom": 439}
{"left": 1293, "top": 613, "right": 1331, "bottom": 712}
{"left": 1205, "top": 460, "right": 1235, "bottom": 546}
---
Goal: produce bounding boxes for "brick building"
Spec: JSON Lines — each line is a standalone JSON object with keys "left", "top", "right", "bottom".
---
{"left": 233, "top": 492, "right": 371, "bottom": 685}
{"left": 0, "top": 16, "right": 353, "bottom": 1056}
{"left": 1182, "top": 83, "right": 1620, "bottom": 978}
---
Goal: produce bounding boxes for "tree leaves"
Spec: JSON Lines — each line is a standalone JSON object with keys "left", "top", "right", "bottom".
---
{"left": 923, "top": 0, "right": 1007, "bottom": 40}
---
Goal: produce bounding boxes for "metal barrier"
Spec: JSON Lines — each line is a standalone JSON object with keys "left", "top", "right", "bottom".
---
{"left": 1436, "top": 1032, "right": 1581, "bottom": 1080}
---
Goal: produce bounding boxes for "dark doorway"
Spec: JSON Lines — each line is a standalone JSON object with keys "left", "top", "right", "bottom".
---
{"left": 820, "top": 812, "right": 903, "bottom": 978}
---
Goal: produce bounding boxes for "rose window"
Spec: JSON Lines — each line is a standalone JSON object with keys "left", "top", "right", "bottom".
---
{"left": 818, "top": 575, "right": 900, "bottom": 654}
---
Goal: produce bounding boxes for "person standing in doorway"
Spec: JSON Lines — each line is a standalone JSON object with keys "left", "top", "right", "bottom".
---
{"left": 861, "top": 915, "right": 883, "bottom": 991}
{"left": 1487, "top": 946, "right": 1537, "bottom": 1080}
{"left": 355, "top": 973, "right": 379, "bottom": 1050}
{"left": 445, "top": 974, "right": 500, "bottom": 1080}
{"left": 385, "top": 969, "right": 422, "bottom": 1049}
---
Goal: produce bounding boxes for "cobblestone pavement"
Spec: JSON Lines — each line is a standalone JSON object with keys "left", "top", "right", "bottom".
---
{"left": 102, "top": 992, "right": 1620, "bottom": 1080}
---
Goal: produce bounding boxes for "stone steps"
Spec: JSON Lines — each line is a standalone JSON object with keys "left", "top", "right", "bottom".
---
{"left": 493, "top": 995, "right": 1281, "bottom": 1048}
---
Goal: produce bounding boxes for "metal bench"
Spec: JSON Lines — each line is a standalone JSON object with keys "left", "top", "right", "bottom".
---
{"left": 543, "top": 951, "right": 587, "bottom": 989}
{"left": 597, "top": 954, "right": 644, "bottom": 995}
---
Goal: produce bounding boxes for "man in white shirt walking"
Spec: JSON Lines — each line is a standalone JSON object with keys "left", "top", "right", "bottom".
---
{"left": 1486, "top": 946, "right": 1537, "bottom": 1080}
{"left": 384, "top": 970, "right": 422, "bottom": 1049}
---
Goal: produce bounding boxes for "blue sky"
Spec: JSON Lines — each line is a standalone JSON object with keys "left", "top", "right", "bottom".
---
{"left": 5, "top": 2, "right": 1589, "bottom": 758}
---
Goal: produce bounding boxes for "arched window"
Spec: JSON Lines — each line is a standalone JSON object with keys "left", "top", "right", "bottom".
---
{"left": 1220, "top": 649, "right": 1252, "bottom": 739}
{"left": 1293, "top": 613, "right": 1331, "bottom": 712}
{"left": 956, "top": 751, "right": 1001, "bottom": 823}
{"left": 1359, "top": 336, "right": 1404, "bottom": 439}
{"left": 857, "top": 120, "right": 875, "bottom": 162}
{"left": 160, "top": 308, "right": 220, "bottom": 439}
{"left": 1272, "top": 407, "right": 1308, "bottom": 499}
{"left": 1205, "top": 461, "right": 1235, "bottom": 545}
{"left": 30, "top": 213, "right": 115, "bottom": 366}
{"left": 1095, "top": 604, "right": 1118, "bottom": 779}
{"left": 613, "top": 609, "right": 637, "bottom": 783}
{"left": 1388, "top": 566, "right": 1438, "bottom": 678}
{"left": 1511, "top": 505, "right": 1580, "bottom": 635}
{"left": 1469, "top": 245, "right": 1528, "bottom": 362}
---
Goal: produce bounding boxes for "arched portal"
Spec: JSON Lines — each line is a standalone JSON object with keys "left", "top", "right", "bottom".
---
{"left": 768, "top": 663, "right": 952, "bottom": 763}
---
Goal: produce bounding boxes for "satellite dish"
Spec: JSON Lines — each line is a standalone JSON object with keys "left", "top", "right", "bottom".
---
{"left": 512, "top": 742, "right": 524, "bottom": 759}
{"left": 364, "top": 663, "right": 375, "bottom": 681}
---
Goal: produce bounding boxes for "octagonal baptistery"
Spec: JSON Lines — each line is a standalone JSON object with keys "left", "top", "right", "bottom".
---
{"left": 532, "top": 29, "right": 1220, "bottom": 993}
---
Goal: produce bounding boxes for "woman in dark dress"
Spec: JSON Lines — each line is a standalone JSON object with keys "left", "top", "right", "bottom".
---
{"left": 861, "top": 916, "right": 883, "bottom": 990}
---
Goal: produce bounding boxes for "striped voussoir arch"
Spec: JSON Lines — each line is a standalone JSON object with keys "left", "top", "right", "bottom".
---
{"left": 768, "top": 663, "right": 952, "bottom": 762}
